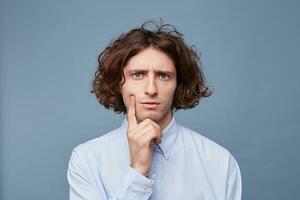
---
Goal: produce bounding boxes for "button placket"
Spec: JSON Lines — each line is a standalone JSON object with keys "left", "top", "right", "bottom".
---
{"left": 150, "top": 173, "right": 157, "bottom": 184}
{"left": 151, "top": 173, "right": 157, "bottom": 179}
{"left": 144, "top": 187, "right": 152, "bottom": 192}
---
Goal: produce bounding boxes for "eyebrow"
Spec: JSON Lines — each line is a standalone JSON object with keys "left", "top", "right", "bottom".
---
{"left": 127, "top": 69, "right": 176, "bottom": 76}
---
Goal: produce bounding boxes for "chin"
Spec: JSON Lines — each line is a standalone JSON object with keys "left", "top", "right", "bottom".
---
{"left": 137, "top": 112, "right": 162, "bottom": 123}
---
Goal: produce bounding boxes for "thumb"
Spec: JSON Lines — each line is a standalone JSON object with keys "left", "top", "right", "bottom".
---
{"left": 127, "top": 95, "right": 138, "bottom": 130}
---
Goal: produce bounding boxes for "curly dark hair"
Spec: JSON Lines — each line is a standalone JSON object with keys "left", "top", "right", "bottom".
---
{"left": 92, "top": 19, "right": 213, "bottom": 114}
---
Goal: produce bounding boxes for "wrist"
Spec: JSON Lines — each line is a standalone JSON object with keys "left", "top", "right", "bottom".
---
{"left": 130, "top": 164, "right": 148, "bottom": 176}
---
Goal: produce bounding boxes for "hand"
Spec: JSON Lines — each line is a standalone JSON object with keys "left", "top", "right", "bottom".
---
{"left": 127, "top": 96, "right": 162, "bottom": 176}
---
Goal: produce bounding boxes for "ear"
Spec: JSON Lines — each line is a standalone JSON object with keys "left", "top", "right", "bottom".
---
{"left": 118, "top": 74, "right": 125, "bottom": 92}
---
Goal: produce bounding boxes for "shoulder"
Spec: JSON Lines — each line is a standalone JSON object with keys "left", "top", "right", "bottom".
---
{"left": 178, "top": 124, "right": 235, "bottom": 163}
{"left": 177, "top": 123, "right": 241, "bottom": 178}
{"left": 70, "top": 126, "right": 124, "bottom": 161}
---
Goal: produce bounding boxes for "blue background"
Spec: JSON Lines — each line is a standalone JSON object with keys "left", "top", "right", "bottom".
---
{"left": 1, "top": 0, "right": 299, "bottom": 199}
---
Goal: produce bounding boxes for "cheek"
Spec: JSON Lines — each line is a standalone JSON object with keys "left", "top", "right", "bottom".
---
{"left": 162, "top": 83, "right": 177, "bottom": 97}
{"left": 121, "top": 83, "right": 139, "bottom": 105}
{"left": 122, "top": 83, "right": 138, "bottom": 96}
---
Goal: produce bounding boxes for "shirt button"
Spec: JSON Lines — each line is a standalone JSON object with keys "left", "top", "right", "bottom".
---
{"left": 144, "top": 187, "right": 152, "bottom": 192}
{"left": 151, "top": 173, "right": 157, "bottom": 179}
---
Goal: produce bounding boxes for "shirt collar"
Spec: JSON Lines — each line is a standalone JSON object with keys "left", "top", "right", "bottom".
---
{"left": 120, "top": 114, "right": 179, "bottom": 160}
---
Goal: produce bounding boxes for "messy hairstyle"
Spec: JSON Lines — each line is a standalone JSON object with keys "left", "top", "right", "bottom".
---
{"left": 92, "top": 20, "right": 213, "bottom": 113}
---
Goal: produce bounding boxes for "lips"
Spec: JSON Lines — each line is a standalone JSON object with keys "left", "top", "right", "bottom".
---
{"left": 140, "top": 101, "right": 160, "bottom": 109}
{"left": 141, "top": 101, "right": 160, "bottom": 104}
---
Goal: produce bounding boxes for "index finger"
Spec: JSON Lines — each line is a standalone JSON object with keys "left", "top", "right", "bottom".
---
{"left": 127, "top": 95, "right": 138, "bottom": 130}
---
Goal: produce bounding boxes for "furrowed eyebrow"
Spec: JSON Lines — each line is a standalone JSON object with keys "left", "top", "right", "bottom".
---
{"left": 128, "top": 69, "right": 147, "bottom": 74}
{"left": 154, "top": 70, "right": 176, "bottom": 76}
{"left": 127, "top": 69, "right": 176, "bottom": 76}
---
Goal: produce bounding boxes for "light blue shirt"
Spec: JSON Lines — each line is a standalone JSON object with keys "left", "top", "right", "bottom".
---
{"left": 67, "top": 115, "right": 242, "bottom": 199}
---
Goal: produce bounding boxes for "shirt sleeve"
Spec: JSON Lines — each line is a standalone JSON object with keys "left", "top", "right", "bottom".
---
{"left": 111, "top": 166, "right": 153, "bottom": 200}
{"left": 67, "top": 147, "right": 108, "bottom": 200}
{"left": 225, "top": 154, "right": 242, "bottom": 200}
{"left": 67, "top": 146, "right": 153, "bottom": 200}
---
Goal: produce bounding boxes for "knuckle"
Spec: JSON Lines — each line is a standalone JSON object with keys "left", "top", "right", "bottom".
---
{"left": 128, "top": 134, "right": 138, "bottom": 143}
{"left": 148, "top": 122, "right": 156, "bottom": 129}
{"left": 137, "top": 140, "right": 145, "bottom": 148}
{"left": 155, "top": 129, "right": 162, "bottom": 138}
{"left": 154, "top": 123, "right": 160, "bottom": 130}
{"left": 152, "top": 131, "right": 157, "bottom": 138}
{"left": 148, "top": 130, "right": 155, "bottom": 138}
{"left": 153, "top": 125, "right": 160, "bottom": 133}
{"left": 127, "top": 132, "right": 134, "bottom": 139}
{"left": 139, "top": 120, "right": 147, "bottom": 127}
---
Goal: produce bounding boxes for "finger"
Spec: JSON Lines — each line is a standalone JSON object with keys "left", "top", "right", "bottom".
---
{"left": 127, "top": 95, "right": 138, "bottom": 130}
{"left": 154, "top": 128, "right": 162, "bottom": 144}
{"left": 140, "top": 129, "right": 161, "bottom": 145}
{"left": 134, "top": 118, "right": 163, "bottom": 143}
{"left": 129, "top": 119, "right": 153, "bottom": 135}
{"left": 148, "top": 120, "right": 163, "bottom": 140}
{"left": 127, "top": 118, "right": 155, "bottom": 139}
{"left": 130, "top": 124, "right": 154, "bottom": 140}
{"left": 142, "top": 118, "right": 163, "bottom": 141}
{"left": 144, "top": 127, "right": 162, "bottom": 144}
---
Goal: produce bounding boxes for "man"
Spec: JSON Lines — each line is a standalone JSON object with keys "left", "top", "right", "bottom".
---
{"left": 67, "top": 20, "right": 242, "bottom": 200}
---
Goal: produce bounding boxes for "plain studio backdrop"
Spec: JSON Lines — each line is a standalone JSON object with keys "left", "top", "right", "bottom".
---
{"left": 0, "top": 0, "right": 299, "bottom": 199}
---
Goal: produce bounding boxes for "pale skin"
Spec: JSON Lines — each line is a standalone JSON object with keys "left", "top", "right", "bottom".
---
{"left": 121, "top": 47, "right": 177, "bottom": 176}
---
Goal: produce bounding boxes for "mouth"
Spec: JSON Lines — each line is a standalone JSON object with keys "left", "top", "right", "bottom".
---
{"left": 140, "top": 102, "right": 160, "bottom": 109}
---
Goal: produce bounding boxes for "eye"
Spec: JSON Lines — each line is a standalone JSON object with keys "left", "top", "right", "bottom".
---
{"left": 131, "top": 72, "right": 144, "bottom": 79}
{"left": 159, "top": 73, "right": 170, "bottom": 80}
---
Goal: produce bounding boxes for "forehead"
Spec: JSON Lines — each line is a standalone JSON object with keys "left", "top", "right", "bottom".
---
{"left": 124, "top": 47, "right": 176, "bottom": 72}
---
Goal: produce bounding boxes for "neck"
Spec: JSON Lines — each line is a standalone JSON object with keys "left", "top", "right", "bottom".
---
{"left": 158, "top": 110, "right": 173, "bottom": 130}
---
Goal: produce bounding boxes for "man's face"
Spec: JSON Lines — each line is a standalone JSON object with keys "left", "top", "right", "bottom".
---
{"left": 121, "top": 47, "right": 177, "bottom": 127}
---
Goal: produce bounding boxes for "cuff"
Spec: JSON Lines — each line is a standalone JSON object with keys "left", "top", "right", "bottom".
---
{"left": 111, "top": 166, "right": 153, "bottom": 200}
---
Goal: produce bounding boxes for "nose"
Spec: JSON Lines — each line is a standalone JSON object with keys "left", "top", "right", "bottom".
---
{"left": 145, "top": 76, "right": 157, "bottom": 96}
